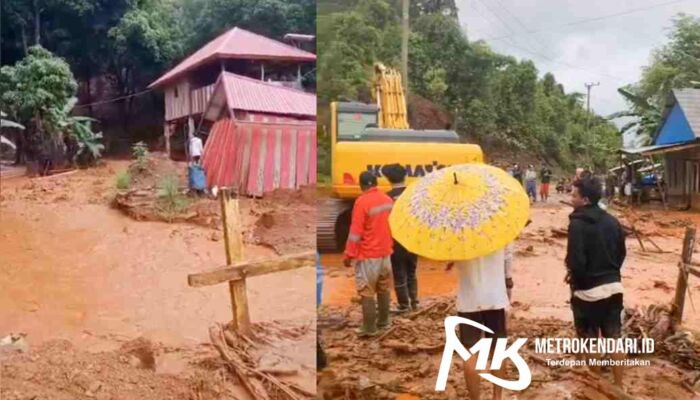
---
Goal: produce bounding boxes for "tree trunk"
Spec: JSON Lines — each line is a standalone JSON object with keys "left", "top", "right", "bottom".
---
{"left": 33, "top": 0, "right": 41, "bottom": 46}
{"left": 21, "top": 26, "right": 28, "bottom": 54}
{"left": 86, "top": 78, "right": 93, "bottom": 117}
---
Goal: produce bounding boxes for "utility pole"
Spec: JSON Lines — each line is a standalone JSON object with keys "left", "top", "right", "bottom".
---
{"left": 585, "top": 82, "right": 600, "bottom": 131}
{"left": 584, "top": 82, "right": 600, "bottom": 166}
{"left": 401, "top": 0, "right": 409, "bottom": 96}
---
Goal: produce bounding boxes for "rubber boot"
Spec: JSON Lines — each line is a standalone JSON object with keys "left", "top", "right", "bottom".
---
{"left": 392, "top": 286, "right": 410, "bottom": 314}
{"left": 356, "top": 297, "right": 378, "bottom": 337}
{"left": 377, "top": 291, "right": 392, "bottom": 330}
{"left": 408, "top": 280, "right": 419, "bottom": 311}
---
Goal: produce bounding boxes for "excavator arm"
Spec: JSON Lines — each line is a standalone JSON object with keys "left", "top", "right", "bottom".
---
{"left": 373, "top": 63, "right": 409, "bottom": 129}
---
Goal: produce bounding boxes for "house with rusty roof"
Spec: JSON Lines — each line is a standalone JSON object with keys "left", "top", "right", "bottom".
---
{"left": 149, "top": 26, "right": 316, "bottom": 156}
{"left": 621, "top": 88, "right": 700, "bottom": 208}
{"left": 149, "top": 27, "right": 316, "bottom": 196}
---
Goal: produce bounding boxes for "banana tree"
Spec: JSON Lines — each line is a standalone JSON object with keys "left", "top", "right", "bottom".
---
{"left": 48, "top": 97, "right": 105, "bottom": 166}
{"left": 608, "top": 88, "right": 662, "bottom": 146}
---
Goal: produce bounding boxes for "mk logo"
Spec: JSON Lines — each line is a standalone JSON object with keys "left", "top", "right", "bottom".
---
{"left": 435, "top": 316, "right": 532, "bottom": 392}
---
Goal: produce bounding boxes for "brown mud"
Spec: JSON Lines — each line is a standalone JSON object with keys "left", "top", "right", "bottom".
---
{"left": 0, "top": 159, "right": 316, "bottom": 399}
{"left": 319, "top": 192, "right": 700, "bottom": 399}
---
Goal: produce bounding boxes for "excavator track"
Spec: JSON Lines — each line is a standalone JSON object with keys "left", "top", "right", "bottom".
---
{"left": 317, "top": 197, "right": 353, "bottom": 253}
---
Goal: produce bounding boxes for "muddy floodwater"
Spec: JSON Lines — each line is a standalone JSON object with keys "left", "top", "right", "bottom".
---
{"left": 321, "top": 193, "right": 700, "bottom": 332}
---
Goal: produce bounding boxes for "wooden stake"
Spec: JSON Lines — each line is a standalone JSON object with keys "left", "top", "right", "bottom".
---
{"left": 673, "top": 226, "right": 696, "bottom": 324}
{"left": 164, "top": 122, "right": 171, "bottom": 159}
{"left": 219, "top": 189, "right": 250, "bottom": 335}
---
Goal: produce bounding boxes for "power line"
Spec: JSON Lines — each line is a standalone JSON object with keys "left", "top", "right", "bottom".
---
{"left": 493, "top": 39, "right": 629, "bottom": 82}
{"left": 481, "top": 0, "right": 691, "bottom": 42}
{"left": 481, "top": 0, "right": 553, "bottom": 57}
{"left": 473, "top": 0, "right": 538, "bottom": 54}
{"left": 73, "top": 88, "right": 154, "bottom": 108}
{"left": 465, "top": 0, "right": 523, "bottom": 51}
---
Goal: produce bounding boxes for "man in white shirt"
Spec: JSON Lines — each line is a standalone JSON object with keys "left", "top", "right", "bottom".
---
{"left": 189, "top": 134, "right": 203, "bottom": 164}
{"left": 447, "top": 243, "right": 513, "bottom": 400}
{"left": 566, "top": 176, "right": 626, "bottom": 387}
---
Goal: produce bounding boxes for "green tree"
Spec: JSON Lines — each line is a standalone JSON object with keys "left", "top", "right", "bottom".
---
{"left": 0, "top": 46, "right": 77, "bottom": 163}
{"left": 614, "top": 14, "right": 700, "bottom": 145}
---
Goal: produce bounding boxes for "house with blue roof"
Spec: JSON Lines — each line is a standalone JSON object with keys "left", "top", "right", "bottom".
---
{"left": 622, "top": 88, "right": 700, "bottom": 209}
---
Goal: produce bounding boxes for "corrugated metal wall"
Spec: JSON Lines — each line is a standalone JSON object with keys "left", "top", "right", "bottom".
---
{"left": 201, "top": 116, "right": 316, "bottom": 196}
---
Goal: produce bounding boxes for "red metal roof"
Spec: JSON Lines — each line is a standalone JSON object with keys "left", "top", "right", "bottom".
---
{"left": 149, "top": 27, "right": 316, "bottom": 89}
{"left": 218, "top": 72, "right": 316, "bottom": 118}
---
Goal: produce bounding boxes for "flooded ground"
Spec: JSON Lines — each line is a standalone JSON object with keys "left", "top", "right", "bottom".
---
{"left": 321, "top": 192, "right": 700, "bottom": 331}
{"left": 0, "top": 159, "right": 316, "bottom": 399}
{"left": 319, "top": 193, "right": 700, "bottom": 399}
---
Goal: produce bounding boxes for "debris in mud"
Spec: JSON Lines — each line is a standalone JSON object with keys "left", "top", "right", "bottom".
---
{"left": 209, "top": 323, "right": 315, "bottom": 400}
{"left": 111, "top": 155, "right": 314, "bottom": 255}
{"left": 0, "top": 333, "right": 28, "bottom": 353}
{"left": 320, "top": 297, "right": 700, "bottom": 400}
{"left": 0, "top": 339, "right": 230, "bottom": 400}
{"left": 653, "top": 280, "right": 673, "bottom": 292}
{"left": 120, "top": 337, "right": 157, "bottom": 370}
{"left": 622, "top": 303, "right": 700, "bottom": 369}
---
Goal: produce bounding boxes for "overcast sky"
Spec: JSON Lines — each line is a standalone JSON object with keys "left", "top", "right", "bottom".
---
{"left": 456, "top": 0, "right": 700, "bottom": 146}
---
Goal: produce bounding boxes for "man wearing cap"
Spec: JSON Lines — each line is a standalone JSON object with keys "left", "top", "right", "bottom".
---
{"left": 381, "top": 163, "right": 420, "bottom": 313}
{"left": 344, "top": 171, "right": 394, "bottom": 337}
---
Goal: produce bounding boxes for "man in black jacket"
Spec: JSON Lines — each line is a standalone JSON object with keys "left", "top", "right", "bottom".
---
{"left": 382, "top": 163, "right": 420, "bottom": 313}
{"left": 566, "top": 176, "right": 626, "bottom": 387}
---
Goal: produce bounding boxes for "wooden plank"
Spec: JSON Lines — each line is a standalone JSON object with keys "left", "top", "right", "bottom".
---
{"left": 188, "top": 251, "right": 315, "bottom": 287}
{"left": 683, "top": 263, "right": 700, "bottom": 280}
{"left": 673, "top": 226, "right": 696, "bottom": 324}
{"left": 219, "top": 189, "right": 250, "bottom": 334}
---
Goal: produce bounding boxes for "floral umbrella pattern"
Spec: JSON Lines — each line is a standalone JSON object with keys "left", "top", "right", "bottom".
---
{"left": 390, "top": 164, "right": 530, "bottom": 261}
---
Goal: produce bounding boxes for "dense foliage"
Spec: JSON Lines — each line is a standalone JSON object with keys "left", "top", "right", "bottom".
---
{"left": 318, "top": 0, "right": 621, "bottom": 174}
{"left": 612, "top": 14, "right": 700, "bottom": 146}
{"left": 0, "top": 0, "right": 315, "bottom": 160}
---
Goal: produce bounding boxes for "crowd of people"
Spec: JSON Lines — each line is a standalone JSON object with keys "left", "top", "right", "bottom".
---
{"left": 322, "top": 163, "right": 627, "bottom": 399}
{"left": 507, "top": 163, "right": 553, "bottom": 203}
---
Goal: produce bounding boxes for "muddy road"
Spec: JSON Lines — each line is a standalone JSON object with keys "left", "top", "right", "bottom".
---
{"left": 0, "top": 160, "right": 316, "bottom": 398}
{"left": 319, "top": 194, "right": 700, "bottom": 399}
{"left": 321, "top": 193, "right": 700, "bottom": 331}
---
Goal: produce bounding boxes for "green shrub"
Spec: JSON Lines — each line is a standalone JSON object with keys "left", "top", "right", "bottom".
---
{"left": 131, "top": 141, "right": 149, "bottom": 170}
{"left": 156, "top": 174, "right": 189, "bottom": 221}
{"left": 115, "top": 170, "right": 131, "bottom": 190}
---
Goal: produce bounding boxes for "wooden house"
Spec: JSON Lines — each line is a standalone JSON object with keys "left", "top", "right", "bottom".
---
{"left": 200, "top": 72, "right": 316, "bottom": 196}
{"left": 622, "top": 89, "right": 700, "bottom": 208}
{"left": 148, "top": 27, "right": 316, "bottom": 156}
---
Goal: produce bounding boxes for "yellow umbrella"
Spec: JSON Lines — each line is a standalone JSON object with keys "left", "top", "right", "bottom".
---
{"left": 389, "top": 163, "right": 530, "bottom": 261}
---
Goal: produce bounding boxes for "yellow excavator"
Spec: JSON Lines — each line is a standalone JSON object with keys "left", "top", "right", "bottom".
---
{"left": 317, "top": 64, "right": 484, "bottom": 252}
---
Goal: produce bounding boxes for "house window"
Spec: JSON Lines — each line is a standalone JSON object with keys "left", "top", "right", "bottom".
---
{"left": 174, "top": 87, "right": 179, "bottom": 98}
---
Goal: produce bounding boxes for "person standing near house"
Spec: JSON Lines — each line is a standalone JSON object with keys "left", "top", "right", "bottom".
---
{"left": 525, "top": 164, "right": 538, "bottom": 202}
{"left": 189, "top": 134, "right": 203, "bottom": 164}
{"left": 344, "top": 171, "right": 394, "bottom": 337}
{"left": 446, "top": 242, "right": 514, "bottom": 400}
{"left": 381, "top": 163, "right": 420, "bottom": 313}
{"left": 539, "top": 164, "right": 552, "bottom": 202}
{"left": 565, "top": 176, "right": 626, "bottom": 388}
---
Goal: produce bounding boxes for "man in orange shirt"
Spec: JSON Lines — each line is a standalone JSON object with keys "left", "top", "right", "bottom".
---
{"left": 344, "top": 171, "right": 394, "bottom": 337}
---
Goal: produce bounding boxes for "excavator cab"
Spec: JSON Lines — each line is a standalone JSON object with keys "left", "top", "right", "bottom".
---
{"left": 334, "top": 102, "right": 380, "bottom": 141}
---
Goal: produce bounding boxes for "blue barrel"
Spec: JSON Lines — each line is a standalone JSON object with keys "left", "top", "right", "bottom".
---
{"left": 188, "top": 165, "right": 206, "bottom": 190}
{"left": 316, "top": 253, "right": 323, "bottom": 307}
{"left": 641, "top": 174, "right": 657, "bottom": 186}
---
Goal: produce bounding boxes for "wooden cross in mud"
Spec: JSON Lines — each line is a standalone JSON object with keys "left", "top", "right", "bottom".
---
{"left": 187, "top": 189, "right": 314, "bottom": 336}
